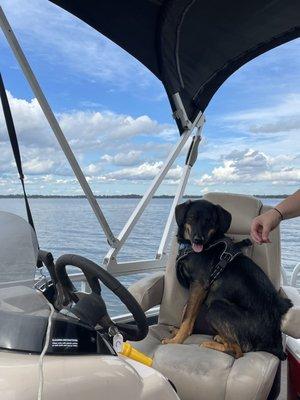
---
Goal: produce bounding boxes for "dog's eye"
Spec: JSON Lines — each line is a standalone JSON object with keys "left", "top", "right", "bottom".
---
{"left": 184, "top": 223, "right": 192, "bottom": 235}
{"left": 187, "top": 215, "right": 195, "bottom": 220}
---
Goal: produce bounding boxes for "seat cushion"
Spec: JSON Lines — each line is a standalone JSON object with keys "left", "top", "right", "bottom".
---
{"left": 154, "top": 342, "right": 234, "bottom": 400}
{"left": 203, "top": 193, "right": 281, "bottom": 290}
{"left": 132, "top": 324, "right": 212, "bottom": 357}
{"left": 132, "top": 324, "right": 279, "bottom": 400}
{"left": 203, "top": 192, "right": 263, "bottom": 235}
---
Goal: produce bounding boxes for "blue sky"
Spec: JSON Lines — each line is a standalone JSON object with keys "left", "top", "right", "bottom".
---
{"left": 0, "top": 0, "right": 300, "bottom": 196}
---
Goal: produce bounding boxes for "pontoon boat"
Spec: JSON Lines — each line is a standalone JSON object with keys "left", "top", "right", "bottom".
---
{"left": 0, "top": 1, "right": 299, "bottom": 399}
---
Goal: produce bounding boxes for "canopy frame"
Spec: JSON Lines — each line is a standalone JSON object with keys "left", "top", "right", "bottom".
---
{"left": 0, "top": 6, "right": 205, "bottom": 276}
{"left": 48, "top": 0, "right": 300, "bottom": 133}
{"left": 103, "top": 117, "right": 204, "bottom": 275}
{"left": 0, "top": 6, "right": 119, "bottom": 248}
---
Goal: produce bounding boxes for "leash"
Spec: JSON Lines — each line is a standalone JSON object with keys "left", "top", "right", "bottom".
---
{"left": 176, "top": 237, "right": 252, "bottom": 289}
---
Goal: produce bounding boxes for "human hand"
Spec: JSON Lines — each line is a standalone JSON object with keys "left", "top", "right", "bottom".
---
{"left": 250, "top": 209, "right": 282, "bottom": 244}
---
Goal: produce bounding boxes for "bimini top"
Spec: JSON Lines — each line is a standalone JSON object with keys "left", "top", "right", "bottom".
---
{"left": 50, "top": 0, "right": 300, "bottom": 133}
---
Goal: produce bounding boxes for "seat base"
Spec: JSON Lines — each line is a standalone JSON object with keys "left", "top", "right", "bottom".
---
{"left": 132, "top": 324, "right": 280, "bottom": 400}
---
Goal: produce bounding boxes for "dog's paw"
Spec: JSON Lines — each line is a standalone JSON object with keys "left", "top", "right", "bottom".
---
{"left": 200, "top": 340, "right": 215, "bottom": 348}
{"left": 200, "top": 340, "right": 244, "bottom": 359}
{"left": 213, "top": 335, "right": 224, "bottom": 344}
{"left": 161, "top": 336, "right": 182, "bottom": 345}
{"left": 161, "top": 337, "right": 173, "bottom": 345}
{"left": 169, "top": 326, "right": 179, "bottom": 337}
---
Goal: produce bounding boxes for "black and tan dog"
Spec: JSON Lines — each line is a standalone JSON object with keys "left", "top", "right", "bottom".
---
{"left": 162, "top": 199, "right": 292, "bottom": 360}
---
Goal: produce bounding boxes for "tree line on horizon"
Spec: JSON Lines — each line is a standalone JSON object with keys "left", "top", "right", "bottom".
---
{"left": 0, "top": 194, "right": 289, "bottom": 199}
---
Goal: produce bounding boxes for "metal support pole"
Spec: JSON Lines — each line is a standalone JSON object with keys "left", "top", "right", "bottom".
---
{"left": 0, "top": 6, "right": 118, "bottom": 247}
{"left": 156, "top": 164, "right": 191, "bottom": 258}
{"left": 157, "top": 119, "right": 204, "bottom": 258}
{"left": 172, "top": 93, "right": 192, "bottom": 130}
{"left": 104, "top": 113, "right": 205, "bottom": 268}
{"left": 104, "top": 126, "right": 195, "bottom": 266}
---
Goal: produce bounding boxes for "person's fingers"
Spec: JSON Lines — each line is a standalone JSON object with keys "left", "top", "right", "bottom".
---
{"left": 250, "top": 218, "right": 260, "bottom": 233}
{"left": 250, "top": 229, "right": 259, "bottom": 243}
{"left": 250, "top": 219, "right": 263, "bottom": 243}
{"left": 255, "top": 225, "right": 263, "bottom": 242}
{"left": 262, "top": 223, "right": 271, "bottom": 243}
{"left": 250, "top": 226, "right": 260, "bottom": 243}
{"left": 251, "top": 210, "right": 280, "bottom": 245}
{"left": 251, "top": 230, "right": 261, "bottom": 244}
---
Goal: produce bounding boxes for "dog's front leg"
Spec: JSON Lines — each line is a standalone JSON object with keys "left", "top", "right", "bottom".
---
{"left": 162, "top": 281, "right": 207, "bottom": 344}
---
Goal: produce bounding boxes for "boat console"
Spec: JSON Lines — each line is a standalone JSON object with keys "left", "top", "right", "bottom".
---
{"left": 0, "top": 285, "right": 114, "bottom": 355}
{"left": 0, "top": 1, "right": 300, "bottom": 399}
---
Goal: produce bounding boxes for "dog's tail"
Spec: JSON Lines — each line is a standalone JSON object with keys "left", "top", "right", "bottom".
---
{"left": 278, "top": 297, "right": 293, "bottom": 317}
{"left": 268, "top": 298, "right": 293, "bottom": 360}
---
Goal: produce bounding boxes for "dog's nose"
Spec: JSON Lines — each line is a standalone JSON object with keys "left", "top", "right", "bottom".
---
{"left": 193, "top": 235, "right": 204, "bottom": 244}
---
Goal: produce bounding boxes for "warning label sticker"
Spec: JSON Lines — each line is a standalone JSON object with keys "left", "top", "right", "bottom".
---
{"left": 52, "top": 338, "right": 79, "bottom": 348}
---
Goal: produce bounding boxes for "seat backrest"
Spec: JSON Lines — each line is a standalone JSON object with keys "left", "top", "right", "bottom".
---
{"left": 159, "top": 192, "right": 281, "bottom": 327}
{"left": 0, "top": 211, "right": 38, "bottom": 285}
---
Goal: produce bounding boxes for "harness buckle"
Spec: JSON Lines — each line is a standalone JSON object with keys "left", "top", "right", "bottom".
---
{"left": 220, "top": 252, "right": 233, "bottom": 263}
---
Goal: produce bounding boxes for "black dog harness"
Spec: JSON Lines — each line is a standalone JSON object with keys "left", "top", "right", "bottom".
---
{"left": 176, "top": 237, "right": 252, "bottom": 290}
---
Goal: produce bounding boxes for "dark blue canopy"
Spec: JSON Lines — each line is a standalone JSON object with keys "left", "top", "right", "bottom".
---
{"left": 50, "top": 0, "right": 300, "bottom": 133}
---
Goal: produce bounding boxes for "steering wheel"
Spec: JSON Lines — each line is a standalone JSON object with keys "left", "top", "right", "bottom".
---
{"left": 55, "top": 254, "right": 148, "bottom": 342}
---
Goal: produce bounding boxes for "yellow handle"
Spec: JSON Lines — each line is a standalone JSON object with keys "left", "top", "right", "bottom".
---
{"left": 120, "top": 342, "right": 153, "bottom": 367}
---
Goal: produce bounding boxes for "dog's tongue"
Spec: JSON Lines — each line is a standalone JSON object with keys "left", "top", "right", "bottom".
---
{"left": 192, "top": 243, "right": 203, "bottom": 253}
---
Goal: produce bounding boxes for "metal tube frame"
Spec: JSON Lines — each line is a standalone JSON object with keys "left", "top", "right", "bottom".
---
{"left": 0, "top": 6, "right": 118, "bottom": 248}
{"left": 291, "top": 262, "right": 300, "bottom": 287}
{"left": 104, "top": 127, "right": 191, "bottom": 264}
{"left": 102, "top": 131, "right": 190, "bottom": 272}
{"left": 104, "top": 114, "right": 204, "bottom": 275}
{"left": 157, "top": 122, "right": 203, "bottom": 259}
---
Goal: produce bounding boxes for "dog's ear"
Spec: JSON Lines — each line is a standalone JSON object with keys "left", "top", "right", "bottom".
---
{"left": 215, "top": 204, "right": 232, "bottom": 234}
{"left": 175, "top": 200, "right": 192, "bottom": 227}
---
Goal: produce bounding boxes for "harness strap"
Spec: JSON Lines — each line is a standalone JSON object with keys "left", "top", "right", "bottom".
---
{"left": 0, "top": 73, "right": 37, "bottom": 235}
{"left": 176, "top": 237, "right": 252, "bottom": 289}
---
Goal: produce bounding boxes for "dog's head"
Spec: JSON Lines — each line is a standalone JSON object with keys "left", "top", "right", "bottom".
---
{"left": 175, "top": 199, "right": 232, "bottom": 252}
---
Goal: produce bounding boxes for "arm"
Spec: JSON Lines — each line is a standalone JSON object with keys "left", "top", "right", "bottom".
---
{"left": 275, "top": 189, "right": 300, "bottom": 220}
{"left": 251, "top": 190, "right": 300, "bottom": 244}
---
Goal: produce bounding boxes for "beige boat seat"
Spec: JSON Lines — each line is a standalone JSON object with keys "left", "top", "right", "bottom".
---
{"left": 129, "top": 192, "right": 300, "bottom": 400}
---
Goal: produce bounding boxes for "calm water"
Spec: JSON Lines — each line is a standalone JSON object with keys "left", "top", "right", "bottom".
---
{"left": 0, "top": 197, "right": 299, "bottom": 315}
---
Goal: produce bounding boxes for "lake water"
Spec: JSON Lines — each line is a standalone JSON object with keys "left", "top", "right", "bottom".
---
{"left": 0, "top": 197, "right": 299, "bottom": 315}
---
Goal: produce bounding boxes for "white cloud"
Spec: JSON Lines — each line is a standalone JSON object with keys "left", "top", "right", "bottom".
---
{"left": 224, "top": 94, "right": 300, "bottom": 123}
{"left": 195, "top": 149, "right": 300, "bottom": 186}
{"left": 23, "top": 158, "right": 55, "bottom": 175}
{"left": 223, "top": 93, "right": 300, "bottom": 135}
{"left": 105, "top": 162, "right": 182, "bottom": 182}
{"left": 196, "top": 161, "right": 238, "bottom": 185}
{"left": 0, "top": 91, "right": 176, "bottom": 152}
{"left": 0, "top": 92, "right": 54, "bottom": 147}
{"left": 101, "top": 151, "right": 142, "bottom": 166}
{"left": 60, "top": 112, "right": 166, "bottom": 145}
{"left": 0, "top": 91, "right": 180, "bottom": 193}
{"left": 0, "top": 91, "right": 176, "bottom": 176}
{"left": 222, "top": 149, "right": 269, "bottom": 174}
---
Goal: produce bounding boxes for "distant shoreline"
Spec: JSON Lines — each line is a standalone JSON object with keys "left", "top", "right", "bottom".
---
{"left": 0, "top": 194, "right": 289, "bottom": 199}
